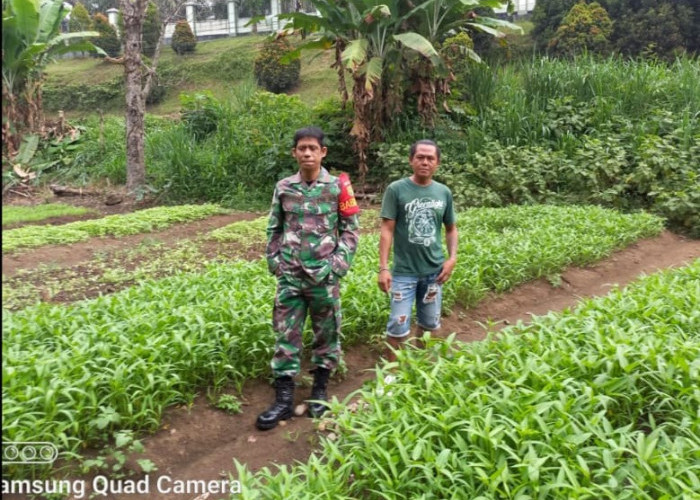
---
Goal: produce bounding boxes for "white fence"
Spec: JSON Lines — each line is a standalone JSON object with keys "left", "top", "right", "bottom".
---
{"left": 101, "top": 0, "right": 536, "bottom": 44}
{"left": 163, "top": 15, "right": 280, "bottom": 41}
{"left": 162, "top": 0, "right": 306, "bottom": 42}
{"left": 495, "top": 0, "right": 537, "bottom": 15}
{"left": 161, "top": 0, "right": 536, "bottom": 43}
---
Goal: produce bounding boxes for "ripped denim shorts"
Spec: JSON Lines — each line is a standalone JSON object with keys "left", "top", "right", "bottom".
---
{"left": 385, "top": 271, "right": 442, "bottom": 338}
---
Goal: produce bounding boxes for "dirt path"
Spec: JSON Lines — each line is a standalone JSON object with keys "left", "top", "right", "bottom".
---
{"left": 90, "top": 230, "right": 696, "bottom": 500}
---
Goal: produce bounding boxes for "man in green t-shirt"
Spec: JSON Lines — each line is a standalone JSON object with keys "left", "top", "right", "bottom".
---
{"left": 377, "top": 139, "right": 458, "bottom": 361}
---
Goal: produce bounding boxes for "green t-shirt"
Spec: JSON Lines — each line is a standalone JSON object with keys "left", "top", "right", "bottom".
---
{"left": 380, "top": 177, "right": 456, "bottom": 277}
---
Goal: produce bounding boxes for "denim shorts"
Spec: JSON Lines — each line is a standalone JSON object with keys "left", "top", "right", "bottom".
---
{"left": 385, "top": 271, "right": 442, "bottom": 338}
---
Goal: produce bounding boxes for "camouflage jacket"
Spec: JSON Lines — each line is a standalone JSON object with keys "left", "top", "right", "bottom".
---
{"left": 266, "top": 168, "right": 360, "bottom": 285}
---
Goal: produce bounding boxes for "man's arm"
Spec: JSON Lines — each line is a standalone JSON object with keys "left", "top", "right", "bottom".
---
{"left": 329, "top": 213, "right": 359, "bottom": 278}
{"left": 377, "top": 218, "right": 395, "bottom": 293}
{"left": 437, "top": 223, "right": 458, "bottom": 285}
{"left": 265, "top": 185, "right": 284, "bottom": 275}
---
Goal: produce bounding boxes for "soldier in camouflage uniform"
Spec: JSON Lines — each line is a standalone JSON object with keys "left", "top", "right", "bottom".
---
{"left": 256, "top": 126, "right": 359, "bottom": 431}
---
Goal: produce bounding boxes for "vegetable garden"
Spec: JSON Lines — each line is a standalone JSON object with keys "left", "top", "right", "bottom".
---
{"left": 2, "top": 1, "right": 699, "bottom": 496}
{"left": 3, "top": 200, "right": 699, "bottom": 499}
{"left": 236, "top": 260, "right": 700, "bottom": 499}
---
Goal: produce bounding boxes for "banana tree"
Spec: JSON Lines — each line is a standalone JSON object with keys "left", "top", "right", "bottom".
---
{"left": 406, "top": 0, "right": 521, "bottom": 124}
{"left": 279, "top": 0, "right": 439, "bottom": 183}
{"left": 277, "top": 0, "right": 520, "bottom": 183}
{"left": 2, "top": 0, "right": 103, "bottom": 156}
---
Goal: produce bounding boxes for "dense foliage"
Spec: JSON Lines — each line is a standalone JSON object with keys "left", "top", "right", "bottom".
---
{"left": 40, "top": 52, "right": 700, "bottom": 236}
{"left": 148, "top": 88, "right": 312, "bottom": 205}
{"left": 532, "top": 0, "right": 699, "bottom": 58}
{"left": 234, "top": 260, "right": 700, "bottom": 498}
{"left": 278, "top": 0, "right": 520, "bottom": 180}
{"left": 2, "top": 205, "right": 663, "bottom": 470}
{"left": 171, "top": 20, "right": 196, "bottom": 55}
{"left": 142, "top": 1, "right": 161, "bottom": 58}
{"left": 548, "top": 1, "right": 612, "bottom": 57}
{"left": 254, "top": 38, "right": 301, "bottom": 93}
{"left": 92, "top": 12, "right": 121, "bottom": 58}
{"left": 68, "top": 2, "right": 92, "bottom": 32}
{"left": 377, "top": 56, "right": 700, "bottom": 236}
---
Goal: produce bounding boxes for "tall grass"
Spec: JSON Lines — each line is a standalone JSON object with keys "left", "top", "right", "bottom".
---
{"left": 489, "top": 55, "right": 700, "bottom": 146}
{"left": 146, "top": 85, "right": 311, "bottom": 208}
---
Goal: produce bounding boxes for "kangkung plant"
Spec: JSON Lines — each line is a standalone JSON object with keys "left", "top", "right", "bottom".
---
{"left": 2, "top": 203, "right": 226, "bottom": 252}
{"left": 233, "top": 260, "right": 700, "bottom": 498}
{"left": 2, "top": 204, "right": 663, "bottom": 479}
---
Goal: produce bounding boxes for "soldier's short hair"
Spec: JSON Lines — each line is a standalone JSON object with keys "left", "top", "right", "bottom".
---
{"left": 293, "top": 127, "right": 325, "bottom": 148}
{"left": 409, "top": 139, "right": 440, "bottom": 160}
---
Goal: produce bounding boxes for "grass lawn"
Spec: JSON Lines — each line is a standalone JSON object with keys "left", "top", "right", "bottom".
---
{"left": 45, "top": 34, "right": 339, "bottom": 118}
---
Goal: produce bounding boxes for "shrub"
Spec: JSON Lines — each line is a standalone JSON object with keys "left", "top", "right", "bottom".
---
{"left": 92, "top": 13, "right": 121, "bottom": 58}
{"left": 145, "top": 78, "right": 167, "bottom": 105}
{"left": 43, "top": 72, "right": 169, "bottom": 111}
{"left": 254, "top": 38, "right": 301, "bottom": 93}
{"left": 311, "top": 98, "right": 355, "bottom": 174}
{"left": 533, "top": 0, "right": 699, "bottom": 58}
{"left": 43, "top": 78, "right": 123, "bottom": 112}
{"left": 548, "top": 1, "right": 613, "bottom": 57}
{"left": 531, "top": 0, "right": 578, "bottom": 48}
{"left": 171, "top": 20, "right": 196, "bottom": 55}
{"left": 179, "top": 91, "right": 222, "bottom": 140}
{"left": 211, "top": 50, "right": 255, "bottom": 82}
{"left": 147, "top": 89, "right": 311, "bottom": 205}
{"left": 69, "top": 2, "right": 92, "bottom": 32}
{"left": 612, "top": 2, "right": 693, "bottom": 60}
{"left": 142, "top": 2, "right": 161, "bottom": 58}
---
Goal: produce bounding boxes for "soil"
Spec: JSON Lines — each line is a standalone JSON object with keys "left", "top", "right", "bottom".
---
{"left": 3, "top": 196, "right": 700, "bottom": 500}
{"left": 3, "top": 214, "right": 262, "bottom": 278}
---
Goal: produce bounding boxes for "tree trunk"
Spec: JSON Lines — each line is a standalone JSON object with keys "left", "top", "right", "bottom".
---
{"left": 121, "top": 0, "right": 148, "bottom": 193}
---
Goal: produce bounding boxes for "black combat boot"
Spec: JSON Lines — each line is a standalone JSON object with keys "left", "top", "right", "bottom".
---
{"left": 256, "top": 376, "right": 294, "bottom": 430}
{"left": 307, "top": 367, "right": 331, "bottom": 418}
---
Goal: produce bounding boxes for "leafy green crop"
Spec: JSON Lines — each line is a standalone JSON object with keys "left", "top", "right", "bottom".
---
{"left": 2, "top": 204, "right": 227, "bottom": 252}
{"left": 208, "top": 216, "right": 268, "bottom": 246}
{"left": 1, "top": 205, "right": 663, "bottom": 474}
{"left": 2, "top": 203, "right": 94, "bottom": 226}
{"left": 233, "top": 260, "right": 700, "bottom": 499}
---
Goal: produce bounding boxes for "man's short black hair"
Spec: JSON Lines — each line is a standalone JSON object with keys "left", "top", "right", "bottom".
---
{"left": 409, "top": 139, "right": 440, "bottom": 160}
{"left": 293, "top": 127, "right": 325, "bottom": 148}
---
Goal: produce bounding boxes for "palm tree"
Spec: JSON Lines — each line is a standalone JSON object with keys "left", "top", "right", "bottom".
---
{"left": 2, "top": 0, "right": 103, "bottom": 155}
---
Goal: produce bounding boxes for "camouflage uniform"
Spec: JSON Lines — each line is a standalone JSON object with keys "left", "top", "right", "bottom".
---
{"left": 266, "top": 167, "right": 359, "bottom": 378}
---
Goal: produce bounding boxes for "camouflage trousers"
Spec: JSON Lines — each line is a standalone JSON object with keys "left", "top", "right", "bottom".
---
{"left": 271, "top": 275, "right": 342, "bottom": 378}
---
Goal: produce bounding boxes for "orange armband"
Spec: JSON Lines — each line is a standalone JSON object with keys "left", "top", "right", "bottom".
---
{"left": 338, "top": 172, "right": 360, "bottom": 216}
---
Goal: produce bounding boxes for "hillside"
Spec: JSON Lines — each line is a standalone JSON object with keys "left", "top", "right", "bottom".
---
{"left": 43, "top": 34, "right": 340, "bottom": 118}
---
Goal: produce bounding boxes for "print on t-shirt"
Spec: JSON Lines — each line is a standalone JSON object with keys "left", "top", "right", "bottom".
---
{"left": 405, "top": 197, "right": 445, "bottom": 247}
